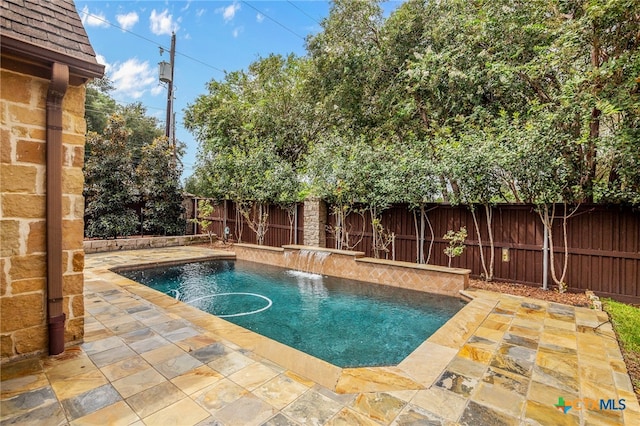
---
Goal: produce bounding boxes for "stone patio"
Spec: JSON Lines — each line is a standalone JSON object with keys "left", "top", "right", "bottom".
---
{"left": 1, "top": 246, "right": 639, "bottom": 425}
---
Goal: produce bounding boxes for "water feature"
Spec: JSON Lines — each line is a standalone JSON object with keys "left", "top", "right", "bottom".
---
{"left": 285, "top": 249, "right": 331, "bottom": 275}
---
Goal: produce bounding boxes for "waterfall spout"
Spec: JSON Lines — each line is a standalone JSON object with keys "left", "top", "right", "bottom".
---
{"left": 287, "top": 249, "right": 331, "bottom": 275}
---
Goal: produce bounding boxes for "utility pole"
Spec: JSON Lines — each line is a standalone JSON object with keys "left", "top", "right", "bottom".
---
{"left": 159, "top": 32, "right": 177, "bottom": 163}
{"left": 165, "top": 32, "right": 176, "bottom": 141}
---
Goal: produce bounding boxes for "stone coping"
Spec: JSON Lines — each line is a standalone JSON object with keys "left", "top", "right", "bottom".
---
{"left": 252, "top": 243, "right": 471, "bottom": 274}
{"left": 282, "top": 244, "right": 366, "bottom": 257}
{"left": 86, "top": 247, "right": 491, "bottom": 393}
{"left": 234, "top": 243, "right": 284, "bottom": 252}
{"left": 356, "top": 257, "right": 471, "bottom": 275}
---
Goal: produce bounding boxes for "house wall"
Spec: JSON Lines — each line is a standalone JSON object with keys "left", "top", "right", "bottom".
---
{"left": 1, "top": 67, "right": 87, "bottom": 360}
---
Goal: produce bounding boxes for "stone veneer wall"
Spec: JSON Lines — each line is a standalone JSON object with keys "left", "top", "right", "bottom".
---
{"left": 84, "top": 235, "right": 211, "bottom": 254}
{"left": 0, "top": 69, "right": 86, "bottom": 360}
{"left": 303, "top": 198, "right": 326, "bottom": 247}
{"left": 233, "top": 244, "right": 470, "bottom": 297}
{"left": 233, "top": 244, "right": 287, "bottom": 268}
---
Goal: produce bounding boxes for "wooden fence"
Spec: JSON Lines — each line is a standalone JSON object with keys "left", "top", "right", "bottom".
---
{"left": 326, "top": 204, "right": 640, "bottom": 304}
{"left": 189, "top": 199, "right": 639, "bottom": 303}
{"left": 192, "top": 199, "right": 304, "bottom": 247}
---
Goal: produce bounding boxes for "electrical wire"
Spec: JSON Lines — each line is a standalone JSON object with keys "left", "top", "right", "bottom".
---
{"left": 79, "top": 10, "right": 225, "bottom": 74}
{"left": 241, "top": 1, "right": 306, "bottom": 41}
{"left": 286, "top": 0, "right": 322, "bottom": 25}
{"left": 80, "top": 2, "right": 327, "bottom": 80}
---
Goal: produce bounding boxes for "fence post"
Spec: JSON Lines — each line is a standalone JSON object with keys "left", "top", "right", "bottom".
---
{"left": 303, "top": 197, "right": 327, "bottom": 247}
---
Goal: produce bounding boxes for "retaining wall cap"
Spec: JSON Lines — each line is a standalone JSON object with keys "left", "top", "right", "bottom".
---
{"left": 233, "top": 243, "right": 284, "bottom": 252}
{"left": 282, "top": 245, "right": 366, "bottom": 257}
{"left": 356, "top": 257, "right": 471, "bottom": 275}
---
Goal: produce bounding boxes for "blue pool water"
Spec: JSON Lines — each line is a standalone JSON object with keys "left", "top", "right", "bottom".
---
{"left": 120, "top": 260, "right": 465, "bottom": 367}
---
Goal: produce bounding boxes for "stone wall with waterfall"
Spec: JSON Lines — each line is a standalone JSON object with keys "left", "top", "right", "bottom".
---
{"left": 232, "top": 243, "right": 470, "bottom": 297}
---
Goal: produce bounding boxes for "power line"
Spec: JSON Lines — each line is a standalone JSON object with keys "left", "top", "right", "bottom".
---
{"left": 286, "top": 0, "right": 322, "bottom": 25}
{"left": 79, "top": 10, "right": 225, "bottom": 74}
{"left": 241, "top": 1, "right": 306, "bottom": 41}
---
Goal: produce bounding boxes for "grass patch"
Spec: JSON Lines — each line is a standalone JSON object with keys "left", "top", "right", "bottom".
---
{"left": 604, "top": 299, "right": 640, "bottom": 353}
{"left": 603, "top": 298, "right": 640, "bottom": 398}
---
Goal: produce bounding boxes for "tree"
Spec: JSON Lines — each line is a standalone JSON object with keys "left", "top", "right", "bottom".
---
{"left": 121, "top": 103, "right": 164, "bottom": 168}
{"left": 497, "top": 112, "right": 581, "bottom": 290}
{"left": 191, "top": 199, "right": 215, "bottom": 244}
{"left": 84, "top": 82, "right": 185, "bottom": 238}
{"left": 399, "top": 139, "right": 442, "bottom": 264}
{"left": 85, "top": 77, "right": 117, "bottom": 134}
{"left": 545, "top": 0, "right": 640, "bottom": 202}
{"left": 443, "top": 130, "right": 504, "bottom": 280}
{"left": 305, "top": 135, "right": 368, "bottom": 251}
{"left": 306, "top": 0, "right": 386, "bottom": 138}
{"left": 185, "top": 54, "right": 318, "bottom": 169}
{"left": 353, "top": 143, "right": 404, "bottom": 259}
{"left": 234, "top": 146, "right": 300, "bottom": 245}
{"left": 84, "top": 114, "right": 138, "bottom": 238}
{"left": 443, "top": 227, "right": 467, "bottom": 268}
{"left": 137, "top": 136, "right": 185, "bottom": 236}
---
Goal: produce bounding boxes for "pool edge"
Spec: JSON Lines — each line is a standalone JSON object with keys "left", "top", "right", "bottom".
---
{"left": 86, "top": 247, "right": 494, "bottom": 394}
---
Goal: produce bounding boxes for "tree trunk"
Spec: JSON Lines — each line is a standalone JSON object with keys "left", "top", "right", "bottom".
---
{"left": 471, "top": 207, "right": 489, "bottom": 280}
{"left": 485, "top": 203, "right": 495, "bottom": 281}
{"left": 414, "top": 210, "right": 420, "bottom": 263}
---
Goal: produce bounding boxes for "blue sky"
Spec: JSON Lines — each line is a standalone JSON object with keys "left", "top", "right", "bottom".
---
{"left": 77, "top": 1, "right": 403, "bottom": 180}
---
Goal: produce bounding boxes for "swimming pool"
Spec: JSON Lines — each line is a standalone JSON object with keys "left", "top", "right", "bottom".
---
{"left": 120, "top": 259, "right": 465, "bottom": 367}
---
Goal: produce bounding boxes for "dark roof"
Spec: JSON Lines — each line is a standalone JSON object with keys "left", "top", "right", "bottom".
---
{"left": 1, "top": 0, "right": 103, "bottom": 79}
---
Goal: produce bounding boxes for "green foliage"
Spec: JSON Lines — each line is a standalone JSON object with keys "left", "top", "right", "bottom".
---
{"left": 185, "top": 54, "right": 317, "bottom": 168}
{"left": 85, "top": 78, "right": 117, "bottom": 134}
{"left": 190, "top": 199, "right": 214, "bottom": 244}
{"left": 84, "top": 115, "right": 139, "bottom": 238}
{"left": 443, "top": 227, "right": 467, "bottom": 268}
{"left": 121, "top": 103, "right": 164, "bottom": 168}
{"left": 184, "top": 0, "right": 640, "bottom": 234}
{"left": 137, "top": 137, "right": 185, "bottom": 236}
{"left": 84, "top": 92, "right": 185, "bottom": 238}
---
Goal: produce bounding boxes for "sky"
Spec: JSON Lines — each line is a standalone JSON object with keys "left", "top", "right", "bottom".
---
{"left": 76, "top": 0, "right": 404, "bottom": 181}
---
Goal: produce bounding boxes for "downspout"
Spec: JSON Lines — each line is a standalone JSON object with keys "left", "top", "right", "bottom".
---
{"left": 46, "top": 63, "right": 69, "bottom": 355}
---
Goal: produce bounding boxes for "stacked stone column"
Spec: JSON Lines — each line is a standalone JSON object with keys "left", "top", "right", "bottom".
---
{"left": 303, "top": 197, "right": 327, "bottom": 248}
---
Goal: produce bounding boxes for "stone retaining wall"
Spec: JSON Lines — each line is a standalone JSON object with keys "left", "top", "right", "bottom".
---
{"left": 83, "top": 235, "right": 211, "bottom": 254}
{"left": 233, "top": 243, "right": 470, "bottom": 297}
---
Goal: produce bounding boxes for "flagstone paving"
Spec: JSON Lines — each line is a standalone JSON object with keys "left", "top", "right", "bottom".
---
{"left": 1, "top": 246, "right": 639, "bottom": 425}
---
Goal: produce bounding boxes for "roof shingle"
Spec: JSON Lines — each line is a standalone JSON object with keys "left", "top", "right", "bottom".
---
{"left": 1, "top": 0, "right": 99, "bottom": 65}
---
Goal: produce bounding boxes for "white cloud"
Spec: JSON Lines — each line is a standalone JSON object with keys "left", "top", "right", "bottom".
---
{"left": 108, "top": 58, "right": 157, "bottom": 99}
{"left": 256, "top": 13, "right": 264, "bottom": 23}
{"left": 149, "top": 9, "right": 179, "bottom": 35}
{"left": 181, "top": 1, "right": 192, "bottom": 12}
{"left": 217, "top": 2, "right": 240, "bottom": 22}
{"left": 116, "top": 11, "right": 139, "bottom": 31}
{"left": 151, "top": 85, "right": 164, "bottom": 96}
{"left": 196, "top": 8, "right": 206, "bottom": 18}
{"left": 80, "top": 5, "right": 109, "bottom": 28}
{"left": 232, "top": 26, "right": 244, "bottom": 38}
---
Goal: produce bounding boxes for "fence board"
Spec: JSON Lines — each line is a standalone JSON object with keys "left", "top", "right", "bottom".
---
{"left": 193, "top": 199, "right": 304, "bottom": 247}
{"left": 325, "top": 203, "right": 639, "bottom": 303}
